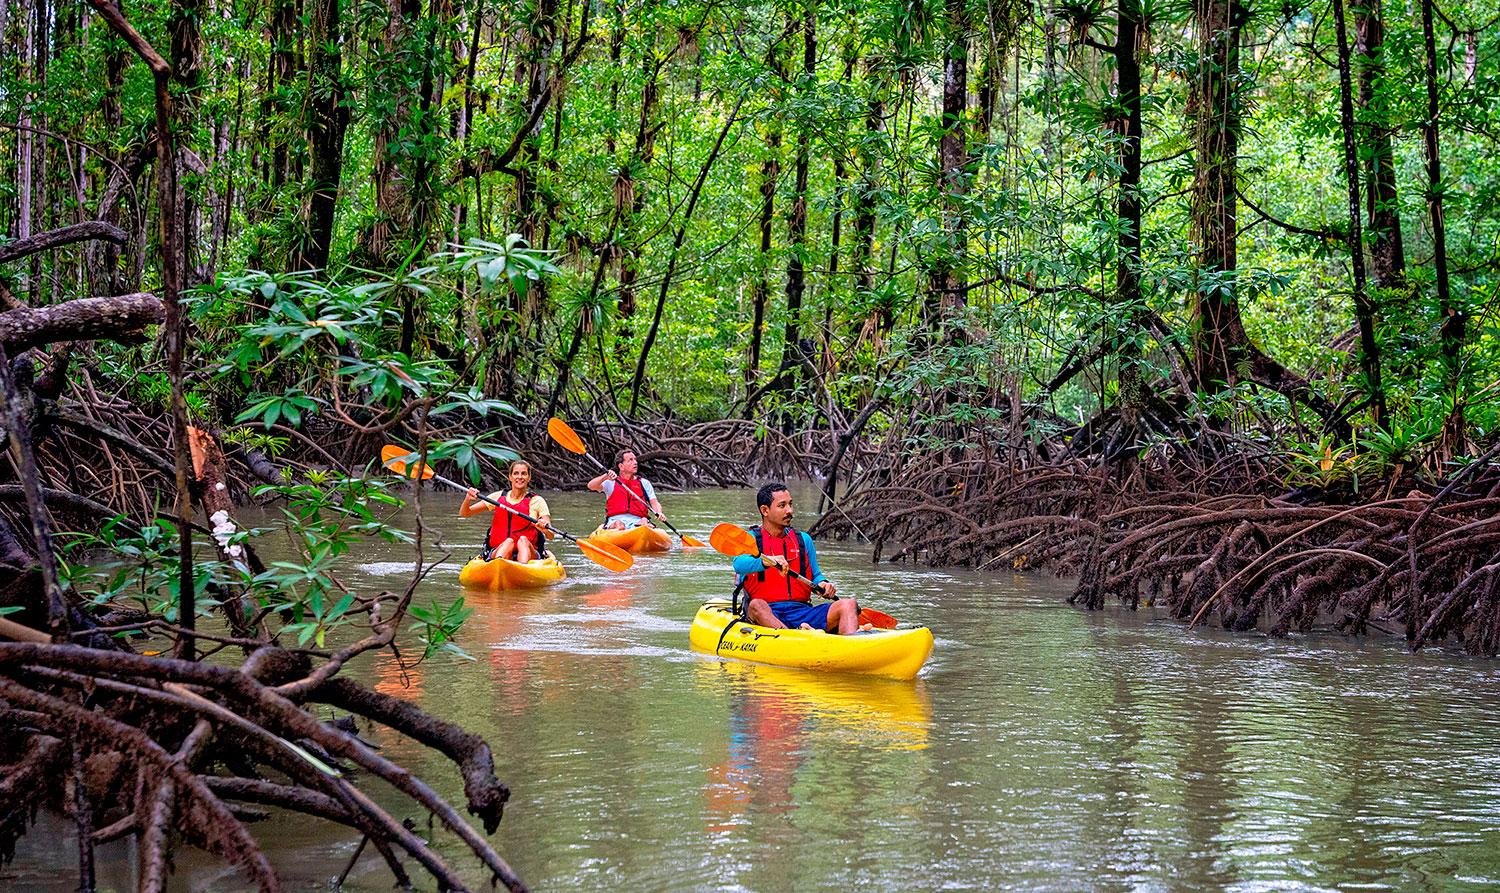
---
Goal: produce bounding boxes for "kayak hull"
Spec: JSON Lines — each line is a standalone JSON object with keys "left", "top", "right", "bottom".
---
{"left": 688, "top": 601, "right": 933, "bottom": 680}
{"left": 458, "top": 555, "right": 566, "bottom": 591}
{"left": 589, "top": 524, "right": 673, "bottom": 554}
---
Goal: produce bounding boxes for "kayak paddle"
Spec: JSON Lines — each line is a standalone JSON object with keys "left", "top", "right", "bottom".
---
{"left": 381, "top": 445, "right": 634, "bottom": 572}
{"left": 547, "top": 416, "right": 706, "bottom": 548}
{"left": 708, "top": 522, "right": 897, "bottom": 630}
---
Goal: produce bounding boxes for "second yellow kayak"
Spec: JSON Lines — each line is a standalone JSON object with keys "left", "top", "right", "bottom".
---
{"left": 588, "top": 524, "right": 673, "bottom": 553}
{"left": 689, "top": 601, "right": 934, "bottom": 680}
{"left": 458, "top": 555, "right": 566, "bottom": 591}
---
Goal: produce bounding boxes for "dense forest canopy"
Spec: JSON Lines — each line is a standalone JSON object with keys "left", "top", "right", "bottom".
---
{"left": 2, "top": 0, "right": 1496, "bottom": 448}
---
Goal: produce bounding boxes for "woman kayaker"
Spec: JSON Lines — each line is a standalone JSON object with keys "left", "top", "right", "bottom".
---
{"left": 587, "top": 449, "right": 665, "bottom": 530}
{"left": 731, "top": 483, "right": 869, "bottom": 634}
{"left": 461, "top": 460, "right": 552, "bottom": 563}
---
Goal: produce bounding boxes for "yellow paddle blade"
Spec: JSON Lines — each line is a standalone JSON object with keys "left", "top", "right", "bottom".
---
{"left": 576, "top": 537, "right": 634, "bottom": 572}
{"left": 381, "top": 444, "right": 434, "bottom": 479}
{"left": 681, "top": 533, "right": 707, "bottom": 549}
{"left": 708, "top": 522, "right": 758, "bottom": 557}
{"left": 547, "top": 417, "right": 587, "bottom": 455}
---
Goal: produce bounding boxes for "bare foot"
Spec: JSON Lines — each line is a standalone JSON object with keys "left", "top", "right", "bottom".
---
{"left": 799, "top": 623, "right": 815, "bottom": 631}
{"left": 858, "top": 623, "right": 874, "bottom": 632}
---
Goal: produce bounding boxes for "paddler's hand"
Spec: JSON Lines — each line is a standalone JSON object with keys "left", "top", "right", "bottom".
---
{"left": 605, "top": 470, "right": 618, "bottom": 482}
{"left": 818, "top": 580, "right": 837, "bottom": 599}
{"left": 762, "top": 554, "right": 789, "bottom": 574}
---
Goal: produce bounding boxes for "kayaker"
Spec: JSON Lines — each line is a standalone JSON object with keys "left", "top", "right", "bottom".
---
{"left": 461, "top": 459, "right": 552, "bottom": 563}
{"left": 732, "top": 483, "right": 865, "bottom": 634}
{"left": 587, "top": 449, "right": 665, "bottom": 530}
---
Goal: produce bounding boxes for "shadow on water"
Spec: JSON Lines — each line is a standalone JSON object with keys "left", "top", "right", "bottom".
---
{"left": 10, "top": 485, "right": 1500, "bottom": 891}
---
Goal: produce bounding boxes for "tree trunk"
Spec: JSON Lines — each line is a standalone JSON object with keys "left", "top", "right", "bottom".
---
{"left": 777, "top": 7, "right": 816, "bottom": 403}
{"left": 925, "top": 0, "right": 968, "bottom": 328}
{"left": 851, "top": 60, "right": 884, "bottom": 338}
{"left": 1113, "top": 0, "right": 1146, "bottom": 429}
{"left": 1421, "top": 0, "right": 1461, "bottom": 441}
{"left": 361, "top": 0, "right": 426, "bottom": 266}
{"left": 1189, "top": 0, "right": 1245, "bottom": 392}
{"left": 265, "top": 0, "right": 297, "bottom": 192}
{"left": 629, "top": 102, "right": 742, "bottom": 413}
{"left": 17, "top": 0, "right": 36, "bottom": 302}
{"left": 745, "top": 33, "right": 788, "bottom": 389}
{"left": 1333, "top": 0, "right": 1386, "bottom": 427}
{"left": 293, "top": 0, "right": 349, "bottom": 272}
{"left": 170, "top": 0, "right": 204, "bottom": 283}
{"left": 514, "top": 0, "right": 559, "bottom": 249}
{"left": 605, "top": 0, "right": 624, "bottom": 155}
{"left": 614, "top": 34, "right": 660, "bottom": 365}
{"left": 1352, "top": 0, "right": 1405, "bottom": 289}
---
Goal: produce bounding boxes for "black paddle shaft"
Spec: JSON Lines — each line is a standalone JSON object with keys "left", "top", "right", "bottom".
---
{"left": 424, "top": 469, "right": 586, "bottom": 546}
{"left": 753, "top": 553, "right": 830, "bottom": 599}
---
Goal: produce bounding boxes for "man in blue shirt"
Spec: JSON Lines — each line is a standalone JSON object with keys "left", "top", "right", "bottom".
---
{"left": 731, "top": 483, "right": 864, "bottom": 634}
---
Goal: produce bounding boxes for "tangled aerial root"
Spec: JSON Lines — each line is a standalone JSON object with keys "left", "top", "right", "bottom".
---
{"left": 813, "top": 447, "right": 1500, "bottom": 656}
{"left": 0, "top": 639, "right": 526, "bottom": 892}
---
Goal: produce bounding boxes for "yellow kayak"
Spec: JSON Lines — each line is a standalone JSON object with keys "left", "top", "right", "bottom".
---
{"left": 589, "top": 524, "right": 673, "bottom": 554}
{"left": 458, "top": 555, "right": 566, "bottom": 591}
{"left": 689, "top": 601, "right": 934, "bottom": 680}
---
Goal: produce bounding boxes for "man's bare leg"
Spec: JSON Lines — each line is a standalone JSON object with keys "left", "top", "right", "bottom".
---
{"left": 827, "top": 599, "right": 861, "bottom": 635}
{"left": 746, "top": 598, "right": 790, "bottom": 629}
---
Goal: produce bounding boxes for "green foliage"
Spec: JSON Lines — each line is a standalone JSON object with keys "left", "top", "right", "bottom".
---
{"left": 410, "top": 597, "right": 476, "bottom": 661}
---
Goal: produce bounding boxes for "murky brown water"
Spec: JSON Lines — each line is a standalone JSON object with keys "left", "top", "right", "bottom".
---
{"left": 11, "top": 485, "right": 1500, "bottom": 891}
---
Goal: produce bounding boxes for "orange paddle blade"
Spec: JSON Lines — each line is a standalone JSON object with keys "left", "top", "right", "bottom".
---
{"left": 547, "top": 417, "right": 587, "bottom": 455}
{"left": 381, "top": 444, "right": 434, "bottom": 480}
{"left": 681, "top": 534, "right": 707, "bottom": 548}
{"left": 709, "top": 523, "right": 758, "bottom": 558}
{"left": 859, "top": 608, "right": 898, "bottom": 630}
{"left": 576, "top": 537, "right": 634, "bottom": 572}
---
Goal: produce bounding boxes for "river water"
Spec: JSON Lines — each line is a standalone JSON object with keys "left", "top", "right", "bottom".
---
{"left": 12, "top": 486, "right": 1500, "bottom": 891}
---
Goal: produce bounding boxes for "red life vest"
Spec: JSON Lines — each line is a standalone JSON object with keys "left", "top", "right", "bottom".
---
{"left": 741, "top": 526, "right": 813, "bottom": 604}
{"left": 488, "top": 492, "right": 542, "bottom": 549}
{"left": 605, "top": 476, "right": 650, "bottom": 519}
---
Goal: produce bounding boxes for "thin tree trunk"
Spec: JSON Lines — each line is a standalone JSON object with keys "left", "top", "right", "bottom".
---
{"left": 777, "top": 6, "right": 816, "bottom": 403}
{"left": 29, "top": 0, "right": 50, "bottom": 306}
{"left": 17, "top": 0, "right": 36, "bottom": 301}
{"left": 629, "top": 101, "right": 743, "bottom": 413}
{"left": 851, "top": 60, "right": 883, "bottom": 338}
{"left": 1189, "top": 0, "right": 1244, "bottom": 392}
{"left": 605, "top": 0, "right": 624, "bottom": 154}
{"left": 85, "top": 0, "right": 197, "bottom": 656}
{"left": 746, "top": 32, "right": 788, "bottom": 388}
{"left": 614, "top": 34, "right": 660, "bottom": 365}
{"left": 1333, "top": 0, "right": 1386, "bottom": 426}
{"left": 514, "top": 0, "right": 558, "bottom": 248}
{"left": 1421, "top": 0, "right": 1461, "bottom": 442}
{"left": 266, "top": 0, "right": 296, "bottom": 190}
{"left": 925, "top": 0, "right": 968, "bottom": 328}
{"left": 1113, "top": 0, "right": 1146, "bottom": 429}
{"left": 294, "top": 0, "right": 349, "bottom": 272}
{"left": 1352, "top": 0, "right": 1405, "bottom": 289}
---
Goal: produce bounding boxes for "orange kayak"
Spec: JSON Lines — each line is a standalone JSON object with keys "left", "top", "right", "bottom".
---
{"left": 589, "top": 524, "right": 673, "bottom": 554}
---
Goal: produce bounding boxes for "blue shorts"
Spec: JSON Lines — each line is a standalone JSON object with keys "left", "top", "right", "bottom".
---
{"left": 768, "top": 600, "right": 831, "bottom": 630}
